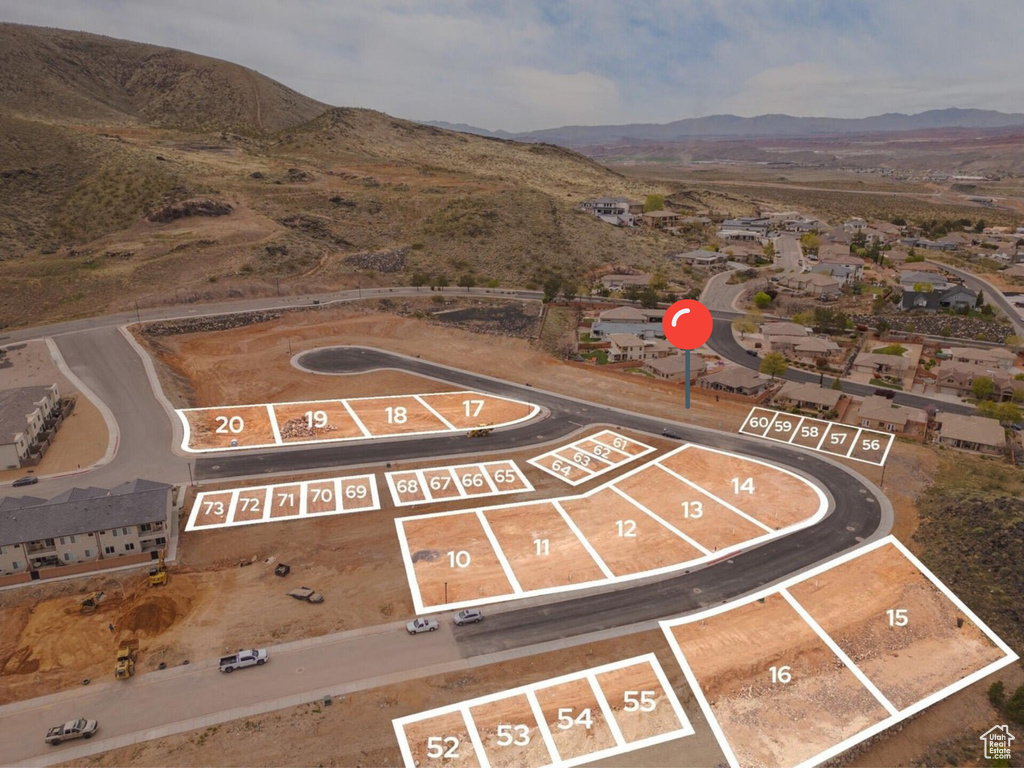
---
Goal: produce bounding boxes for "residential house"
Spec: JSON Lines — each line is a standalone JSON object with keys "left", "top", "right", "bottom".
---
{"left": 818, "top": 242, "right": 852, "bottom": 261}
{"left": 761, "top": 321, "right": 811, "bottom": 340}
{"left": 0, "top": 384, "right": 61, "bottom": 470}
{"left": 672, "top": 249, "right": 728, "bottom": 267}
{"left": 823, "top": 226, "right": 853, "bottom": 246}
{"left": 932, "top": 361, "right": 1024, "bottom": 402}
{"left": 774, "top": 381, "right": 842, "bottom": 413}
{"left": 591, "top": 322, "right": 665, "bottom": 340}
{"left": 607, "top": 333, "right": 674, "bottom": 363}
{"left": 640, "top": 210, "right": 682, "bottom": 230}
{"left": 784, "top": 272, "right": 841, "bottom": 296}
{"left": 790, "top": 337, "right": 842, "bottom": 363}
{"left": 0, "top": 479, "right": 171, "bottom": 576}
{"left": 721, "top": 217, "right": 771, "bottom": 236}
{"left": 580, "top": 197, "right": 630, "bottom": 216}
{"left": 935, "top": 413, "right": 1006, "bottom": 454}
{"left": 717, "top": 229, "right": 761, "bottom": 242}
{"left": 843, "top": 218, "right": 867, "bottom": 233}
{"left": 945, "top": 346, "right": 1017, "bottom": 370}
{"left": 1003, "top": 264, "right": 1024, "bottom": 279}
{"left": 597, "top": 306, "right": 663, "bottom": 324}
{"left": 899, "top": 270, "right": 950, "bottom": 292}
{"left": 862, "top": 221, "right": 902, "bottom": 243}
{"left": 643, "top": 355, "right": 702, "bottom": 382}
{"left": 857, "top": 395, "right": 927, "bottom": 437}
{"left": 900, "top": 285, "right": 978, "bottom": 312}
{"left": 812, "top": 262, "right": 860, "bottom": 286}
{"left": 853, "top": 352, "right": 911, "bottom": 378}
{"left": 600, "top": 273, "right": 652, "bottom": 291}
{"left": 697, "top": 367, "right": 772, "bottom": 397}
{"left": 899, "top": 237, "right": 957, "bottom": 251}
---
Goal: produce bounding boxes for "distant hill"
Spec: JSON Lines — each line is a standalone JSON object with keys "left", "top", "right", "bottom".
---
{"left": 424, "top": 108, "right": 1024, "bottom": 146}
{"left": 421, "top": 121, "right": 517, "bottom": 140}
{"left": 0, "top": 23, "right": 327, "bottom": 133}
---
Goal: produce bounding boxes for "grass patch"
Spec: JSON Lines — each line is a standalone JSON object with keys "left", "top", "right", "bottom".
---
{"left": 580, "top": 350, "right": 609, "bottom": 365}
{"left": 869, "top": 377, "right": 903, "bottom": 390}
{"left": 872, "top": 343, "right": 908, "bottom": 356}
{"left": 623, "top": 367, "right": 655, "bottom": 378}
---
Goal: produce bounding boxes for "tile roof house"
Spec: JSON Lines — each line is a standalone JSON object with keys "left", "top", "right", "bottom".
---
{"left": 852, "top": 352, "right": 911, "bottom": 377}
{"left": 0, "top": 479, "right": 171, "bottom": 575}
{"left": 936, "top": 414, "right": 1006, "bottom": 454}
{"left": 857, "top": 395, "right": 928, "bottom": 436}
{"left": 640, "top": 210, "right": 682, "bottom": 229}
{"left": 643, "top": 355, "right": 701, "bottom": 381}
{"left": 899, "top": 271, "right": 950, "bottom": 291}
{"left": 946, "top": 346, "right": 1018, "bottom": 370}
{"left": 601, "top": 273, "right": 653, "bottom": 290}
{"left": 0, "top": 384, "right": 61, "bottom": 470}
{"left": 697, "top": 367, "right": 772, "bottom": 396}
{"left": 774, "top": 381, "right": 842, "bottom": 412}
{"left": 671, "top": 249, "right": 728, "bottom": 267}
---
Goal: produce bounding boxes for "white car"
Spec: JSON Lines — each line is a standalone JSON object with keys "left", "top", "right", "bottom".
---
{"left": 407, "top": 618, "right": 438, "bottom": 634}
{"left": 453, "top": 609, "right": 483, "bottom": 625}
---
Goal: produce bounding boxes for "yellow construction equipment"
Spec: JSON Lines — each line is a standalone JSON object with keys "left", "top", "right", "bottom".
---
{"left": 467, "top": 423, "right": 493, "bottom": 438}
{"left": 115, "top": 639, "right": 139, "bottom": 680}
{"left": 148, "top": 551, "right": 167, "bottom": 587}
{"left": 79, "top": 591, "right": 105, "bottom": 614}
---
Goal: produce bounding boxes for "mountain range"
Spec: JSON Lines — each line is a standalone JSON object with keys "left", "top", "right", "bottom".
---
{"left": 425, "top": 108, "right": 1024, "bottom": 146}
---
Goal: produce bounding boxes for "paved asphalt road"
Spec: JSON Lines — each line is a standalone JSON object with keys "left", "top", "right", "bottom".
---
{"left": 708, "top": 317, "right": 975, "bottom": 416}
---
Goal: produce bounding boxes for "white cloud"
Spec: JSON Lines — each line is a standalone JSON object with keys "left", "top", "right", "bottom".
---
{"left": 1, "top": 0, "right": 1023, "bottom": 129}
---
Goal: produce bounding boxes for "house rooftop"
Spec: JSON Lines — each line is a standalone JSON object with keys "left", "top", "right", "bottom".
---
{"left": 936, "top": 413, "right": 1006, "bottom": 447}
{"left": 858, "top": 395, "right": 926, "bottom": 426}
{"left": 0, "top": 479, "right": 171, "bottom": 547}
{"left": 0, "top": 386, "right": 56, "bottom": 443}
{"left": 646, "top": 356, "right": 691, "bottom": 375}
{"left": 777, "top": 381, "right": 842, "bottom": 408}
{"left": 700, "top": 366, "right": 767, "bottom": 389}
{"left": 762, "top": 321, "right": 810, "bottom": 337}
{"left": 607, "top": 333, "right": 646, "bottom": 348}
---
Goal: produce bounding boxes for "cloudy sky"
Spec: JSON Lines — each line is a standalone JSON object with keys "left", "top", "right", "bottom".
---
{"left": 2, "top": 0, "right": 1021, "bottom": 132}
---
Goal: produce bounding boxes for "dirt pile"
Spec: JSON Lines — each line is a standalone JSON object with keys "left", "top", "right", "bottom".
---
{"left": 117, "top": 595, "right": 183, "bottom": 636}
{"left": 279, "top": 417, "right": 338, "bottom": 439}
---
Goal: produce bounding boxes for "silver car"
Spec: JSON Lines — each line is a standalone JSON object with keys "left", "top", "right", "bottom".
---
{"left": 453, "top": 609, "right": 483, "bottom": 626}
{"left": 407, "top": 617, "right": 438, "bottom": 634}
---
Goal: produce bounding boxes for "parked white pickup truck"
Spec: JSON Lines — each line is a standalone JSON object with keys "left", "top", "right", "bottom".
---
{"left": 218, "top": 648, "right": 268, "bottom": 672}
{"left": 46, "top": 719, "right": 98, "bottom": 745}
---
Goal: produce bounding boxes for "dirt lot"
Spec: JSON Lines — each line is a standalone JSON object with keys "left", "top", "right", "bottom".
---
{"left": 788, "top": 543, "right": 1008, "bottom": 710}
{"left": 65, "top": 632, "right": 726, "bottom": 768}
{"left": 668, "top": 594, "right": 891, "bottom": 768}
{"left": 0, "top": 340, "right": 108, "bottom": 481}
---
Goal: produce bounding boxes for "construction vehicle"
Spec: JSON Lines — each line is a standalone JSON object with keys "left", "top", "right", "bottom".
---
{"left": 79, "top": 591, "right": 105, "bottom": 614}
{"left": 148, "top": 551, "right": 167, "bottom": 587}
{"left": 467, "top": 423, "right": 493, "bottom": 438}
{"left": 115, "top": 639, "right": 139, "bottom": 680}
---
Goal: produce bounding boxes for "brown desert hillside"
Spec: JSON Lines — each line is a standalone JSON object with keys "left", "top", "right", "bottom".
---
{"left": 0, "top": 25, "right": 699, "bottom": 328}
{"left": 0, "top": 23, "right": 327, "bottom": 132}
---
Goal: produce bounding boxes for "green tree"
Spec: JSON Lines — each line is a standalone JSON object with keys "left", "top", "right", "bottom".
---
{"left": 972, "top": 376, "right": 996, "bottom": 400}
{"left": 974, "top": 218, "right": 987, "bottom": 233}
{"left": 799, "top": 232, "right": 820, "bottom": 254}
{"left": 1005, "top": 684, "right": 1024, "bottom": 725}
{"left": 485, "top": 278, "right": 500, "bottom": 288}
{"left": 753, "top": 291, "right": 772, "bottom": 310}
{"left": 433, "top": 272, "right": 450, "bottom": 288}
{"left": 1004, "top": 334, "right": 1023, "bottom": 352}
{"left": 732, "top": 312, "right": 760, "bottom": 338}
{"left": 457, "top": 273, "right": 476, "bottom": 289}
{"left": 643, "top": 194, "right": 665, "bottom": 212}
{"left": 759, "top": 352, "right": 789, "bottom": 380}
{"left": 622, "top": 283, "right": 642, "bottom": 302}
{"left": 762, "top": 241, "right": 776, "bottom": 260}
{"left": 831, "top": 377, "right": 843, "bottom": 391}
{"left": 542, "top": 275, "right": 563, "bottom": 303}
{"left": 912, "top": 282, "right": 933, "bottom": 292}
{"left": 995, "top": 402, "right": 1022, "bottom": 424}
{"left": 410, "top": 271, "right": 430, "bottom": 287}
{"left": 639, "top": 287, "right": 660, "bottom": 308}
{"left": 989, "top": 681, "right": 1006, "bottom": 708}
{"left": 649, "top": 271, "right": 669, "bottom": 292}
{"left": 561, "top": 281, "right": 578, "bottom": 302}
{"left": 875, "top": 319, "right": 891, "bottom": 337}
{"left": 892, "top": 216, "right": 907, "bottom": 226}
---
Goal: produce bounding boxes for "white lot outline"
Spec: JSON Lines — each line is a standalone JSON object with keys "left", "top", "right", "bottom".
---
{"left": 185, "top": 473, "right": 379, "bottom": 531}
{"left": 396, "top": 443, "right": 829, "bottom": 614}
{"left": 385, "top": 460, "right": 535, "bottom": 507}
{"left": 660, "top": 535, "right": 1019, "bottom": 768}
{"left": 392, "top": 653, "right": 695, "bottom": 768}
{"left": 527, "top": 429, "right": 656, "bottom": 486}
{"left": 740, "top": 406, "right": 895, "bottom": 466}
{"left": 175, "top": 390, "right": 541, "bottom": 453}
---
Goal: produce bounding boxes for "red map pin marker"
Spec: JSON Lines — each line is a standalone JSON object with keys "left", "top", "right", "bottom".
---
{"left": 662, "top": 299, "right": 713, "bottom": 351}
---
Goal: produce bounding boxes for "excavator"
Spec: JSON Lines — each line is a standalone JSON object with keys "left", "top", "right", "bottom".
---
{"left": 467, "top": 423, "right": 493, "bottom": 438}
{"left": 148, "top": 551, "right": 167, "bottom": 587}
{"left": 79, "top": 591, "right": 105, "bottom": 614}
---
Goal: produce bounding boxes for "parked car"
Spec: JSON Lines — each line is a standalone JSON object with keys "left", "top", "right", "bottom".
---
{"left": 12, "top": 476, "right": 38, "bottom": 487}
{"left": 287, "top": 587, "right": 324, "bottom": 603}
{"left": 453, "top": 609, "right": 483, "bottom": 626}
{"left": 746, "top": 349, "right": 759, "bottom": 357}
{"left": 873, "top": 388, "right": 896, "bottom": 399}
{"left": 45, "top": 719, "right": 97, "bottom": 745}
{"left": 407, "top": 618, "right": 439, "bottom": 634}
{"left": 661, "top": 429, "right": 683, "bottom": 440}
{"left": 218, "top": 648, "right": 268, "bottom": 672}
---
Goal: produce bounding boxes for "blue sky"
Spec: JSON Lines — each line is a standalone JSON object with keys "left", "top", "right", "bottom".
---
{"left": 2, "top": 0, "right": 1022, "bottom": 132}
